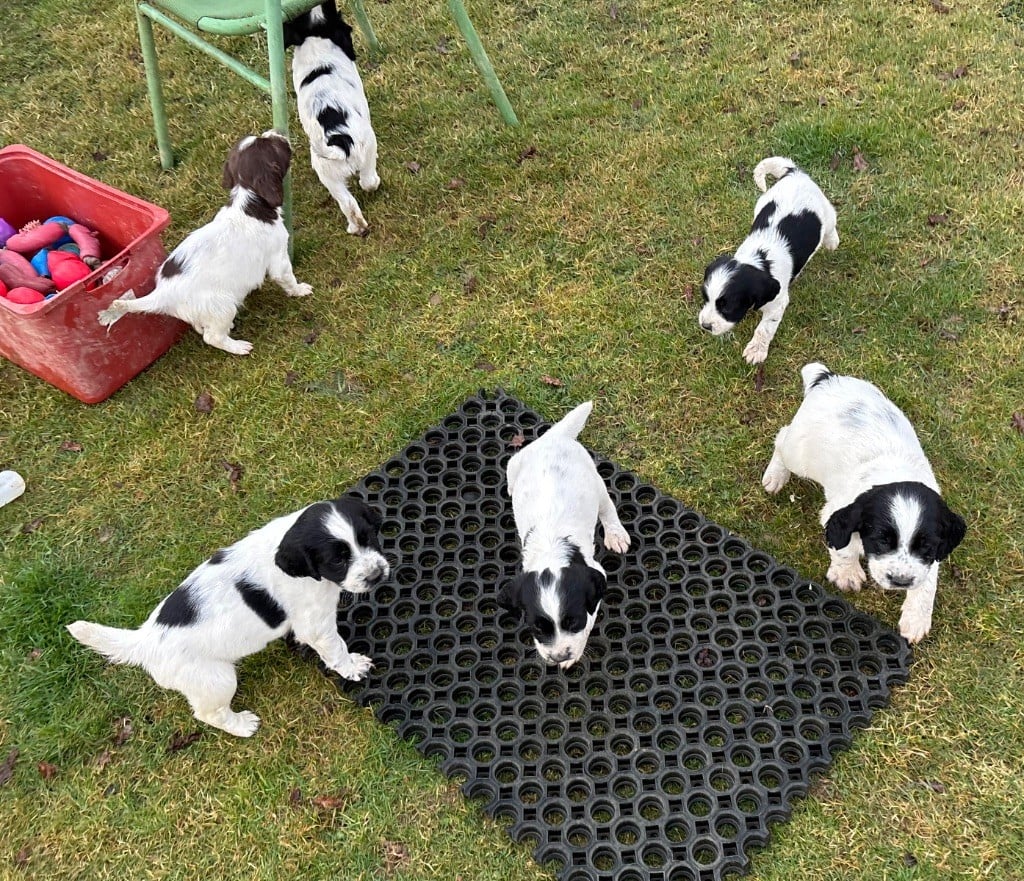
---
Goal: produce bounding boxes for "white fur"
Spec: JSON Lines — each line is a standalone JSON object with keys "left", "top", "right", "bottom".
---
{"left": 699, "top": 156, "right": 839, "bottom": 364}
{"left": 290, "top": 9, "right": 380, "bottom": 235}
{"left": 97, "top": 131, "right": 311, "bottom": 355}
{"left": 67, "top": 500, "right": 388, "bottom": 737}
{"left": 762, "top": 363, "right": 958, "bottom": 643}
{"left": 506, "top": 401, "right": 630, "bottom": 668}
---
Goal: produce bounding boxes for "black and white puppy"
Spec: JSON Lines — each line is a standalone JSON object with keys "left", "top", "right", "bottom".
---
{"left": 499, "top": 401, "right": 631, "bottom": 670}
{"left": 284, "top": 0, "right": 380, "bottom": 236}
{"left": 67, "top": 497, "right": 389, "bottom": 737}
{"left": 98, "top": 131, "right": 311, "bottom": 354}
{"left": 699, "top": 156, "right": 839, "bottom": 364}
{"left": 762, "top": 363, "right": 966, "bottom": 643}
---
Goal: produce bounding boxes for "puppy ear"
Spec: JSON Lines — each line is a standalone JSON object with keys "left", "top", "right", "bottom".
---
{"left": 275, "top": 508, "right": 323, "bottom": 580}
{"left": 825, "top": 500, "right": 863, "bottom": 550}
{"left": 221, "top": 155, "right": 237, "bottom": 191}
{"left": 936, "top": 504, "right": 966, "bottom": 561}
{"left": 362, "top": 503, "right": 383, "bottom": 528}
{"left": 751, "top": 273, "right": 781, "bottom": 309}
{"left": 248, "top": 162, "right": 286, "bottom": 207}
{"left": 584, "top": 566, "right": 607, "bottom": 614}
{"left": 497, "top": 576, "right": 525, "bottom": 618}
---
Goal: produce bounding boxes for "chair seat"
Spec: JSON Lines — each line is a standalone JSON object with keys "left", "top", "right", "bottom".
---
{"left": 144, "top": 0, "right": 323, "bottom": 35}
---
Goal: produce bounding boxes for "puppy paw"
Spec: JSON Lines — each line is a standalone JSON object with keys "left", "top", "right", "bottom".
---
{"left": 898, "top": 598, "right": 933, "bottom": 644}
{"left": 603, "top": 525, "right": 631, "bottom": 554}
{"left": 218, "top": 338, "right": 253, "bottom": 356}
{"left": 288, "top": 282, "right": 313, "bottom": 298}
{"left": 742, "top": 338, "right": 769, "bottom": 365}
{"left": 333, "top": 653, "right": 373, "bottom": 681}
{"left": 761, "top": 463, "right": 790, "bottom": 494}
{"left": 97, "top": 306, "right": 123, "bottom": 327}
{"left": 214, "top": 710, "right": 260, "bottom": 737}
{"left": 346, "top": 219, "right": 370, "bottom": 237}
{"left": 898, "top": 609, "right": 931, "bottom": 645}
{"left": 826, "top": 561, "right": 866, "bottom": 592}
{"left": 360, "top": 174, "right": 381, "bottom": 192}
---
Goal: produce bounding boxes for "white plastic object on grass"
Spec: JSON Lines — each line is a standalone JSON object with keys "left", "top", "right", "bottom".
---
{"left": 0, "top": 470, "right": 26, "bottom": 507}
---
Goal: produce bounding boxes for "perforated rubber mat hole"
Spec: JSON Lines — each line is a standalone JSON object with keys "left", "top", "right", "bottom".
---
{"left": 321, "top": 391, "right": 912, "bottom": 881}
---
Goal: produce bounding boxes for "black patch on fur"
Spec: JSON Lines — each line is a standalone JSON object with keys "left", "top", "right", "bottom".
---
{"left": 208, "top": 548, "right": 230, "bottom": 565}
{"left": 317, "top": 106, "right": 353, "bottom": 156}
{"left": 283, "top": 0, "right": 357, "bottom": 60}
{"left": 235, "top": 577, "right": 287, "bottom": 629}
{"left": 242, "top": 191, "right": 279, "bottom": 223}
{"left": 497, "top": 544, "right": 606, "bottom": 653}
{"left": 826, "top": 482, "right": 966, "bottom": 564}
{"left": 327, "top": 132, "right": 355, "bottom": 154}
{"left": 159, "top": 254, "right": 185, "bottom": 280}
{"left": 300, "top": 63, "right": 334, "bottom": 88}
{"left": 808, "top": 367, "right": 835, "bottom": 390}
{"left": 712, "top": 262, "right": 782, "bottom": 324}
{"left": 777, "top": 210, "right": 823, "bottom": 279}
{"left": 156, "top": 581, "right": 198, "bottom": 627}
{"left": 275, "top": 496, "right": 382, "bottom": 583}
{"left": 750, "top": 200, "right": 776, "bottom": 231}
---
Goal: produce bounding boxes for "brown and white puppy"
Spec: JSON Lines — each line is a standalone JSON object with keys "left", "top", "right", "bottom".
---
{"left": 98, "top": 131, "right": 311, "bottom": 354}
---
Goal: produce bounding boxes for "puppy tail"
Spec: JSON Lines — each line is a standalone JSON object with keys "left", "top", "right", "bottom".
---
{"left": 800, "top": 361, "right": 834, "bottom": 395}
{"left": 67, "top": 620, "right": 144, "bottom": 666}
{"left": 548, "top": 400, "right": 594, "bottom": 440}
{"left": 753, "top": 156, "right": 797, "bottom": 192}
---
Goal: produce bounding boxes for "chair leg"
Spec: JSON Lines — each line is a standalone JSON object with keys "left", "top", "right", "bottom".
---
{"left": 448, "top": 0, "right": 518, "bottom": 126}
{"left": 348, "top": 0, "right": 381, "bottom": 53}
{"left": 264, "top": 0, "right": 293, "bottom": 244}
{"left": 136, "top": 3, "right": 175, "bottom": 169}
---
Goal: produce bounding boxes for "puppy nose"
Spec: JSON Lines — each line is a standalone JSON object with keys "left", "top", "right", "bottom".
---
{"left": 366, "top": 561, "right": 388, "bottom": 584}
{"left": 887, "top": 573, "right": 914, "bottom": 588}
{"left": 700, "top": 321, "right": 713, "bottom": 332}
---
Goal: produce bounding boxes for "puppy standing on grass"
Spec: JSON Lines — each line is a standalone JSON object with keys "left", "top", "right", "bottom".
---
{"left": 67, "top": 497, "right": 389, "bottom": 737}
{"left": 284, "top": 0, "right": 380, "bottom": 236}
{"left": 761, "top": 363, "right": 966, "bottom": 643}
{"left": 499, "top": 402, "right": 631, "bottom": 670}
{"left": 97, "top": 131, "right": 312, "bottom": 355}
{"left": 699, "top": 156, "right": 839, "bottom": 364}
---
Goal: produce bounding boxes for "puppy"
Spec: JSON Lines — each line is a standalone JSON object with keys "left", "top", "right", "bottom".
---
{"left": 699, "top": 156, "right": 839, "bottom": 364}
{"left": 499, "top": 401, "right": 631, "bottom": 670}
{"left": 284, "top": 0, "right": 380, "bottom": 236}
{"left": 67, "top": 497, "right": 389, "bottom": 737}
{"left": 97, "top": 131, "right": 311, "bottom": 355}
{"left": 762, "top": 363, "right": 966, "bottom": 643}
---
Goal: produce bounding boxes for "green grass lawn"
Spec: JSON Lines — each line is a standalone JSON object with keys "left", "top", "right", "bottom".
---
{"left": 2, "top": 0, "right": 1023, "bottom": 878}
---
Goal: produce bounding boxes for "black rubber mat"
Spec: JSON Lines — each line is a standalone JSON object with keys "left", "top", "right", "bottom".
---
{"left": 330, "top": 391, "right": 912, "bottom": 881}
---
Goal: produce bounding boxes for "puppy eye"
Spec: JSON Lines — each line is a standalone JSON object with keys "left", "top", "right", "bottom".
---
{"left": 533, "top": 618, "right": 554, "bottom": 639}
{"left": 911, "top": 535, "right": 935, "bottom": 558}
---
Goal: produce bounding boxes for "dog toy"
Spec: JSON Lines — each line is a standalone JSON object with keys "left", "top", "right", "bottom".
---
{"left": 0, "top": 262, "right": 56, "bottom": 294}
{"left": 0, "top": 249, "right": 56, "bottom": 293}
{"left": 5, "top": 286, "right": 46, "bottom": 305}
{"left": 5, "top": 218, "right": 72, "bottom": 253}
{"left": 5, "top": 216, "right": 103, "bottom": 274}
{"left": 48, "top": 250, "right": 91, "bottom": 289}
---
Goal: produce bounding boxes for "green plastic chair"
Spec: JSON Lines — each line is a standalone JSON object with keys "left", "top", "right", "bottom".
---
{"left": 135, "top": 0, "right": 518, "bottom": 233}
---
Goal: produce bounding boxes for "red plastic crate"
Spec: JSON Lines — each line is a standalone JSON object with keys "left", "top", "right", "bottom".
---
{"left": 0, "top": 145, "right": 186, "bottom": 403}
